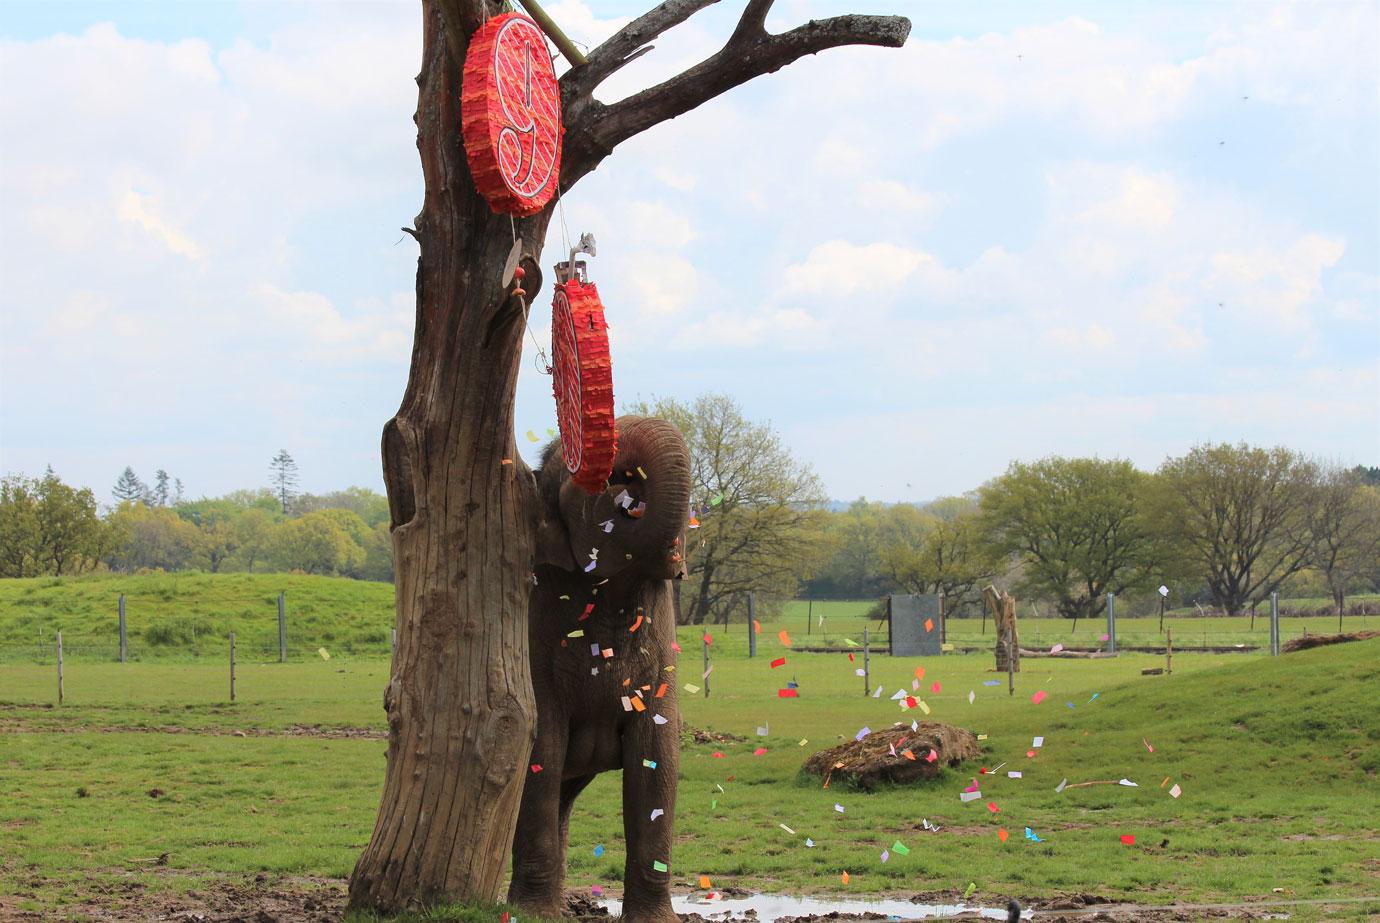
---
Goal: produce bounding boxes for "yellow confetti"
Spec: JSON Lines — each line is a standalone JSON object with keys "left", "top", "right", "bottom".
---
{"left": 317, "top": 647, "right": 330, "bottom": 661}
{"left": 637, "top": 465, "right": 648, "bottom": 479}
{"left": 526, "top": 430, "right": 539, "bottom": 442}
{"left": 684, "top": 684, "right": 700, "bottom": 694}
{"left": 798, "top": 738, "right": 809, "bottom": 747}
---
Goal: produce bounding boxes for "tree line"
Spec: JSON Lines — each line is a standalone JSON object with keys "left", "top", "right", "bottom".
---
{"left": 0, "top": 453, "right": 393, "bottom": 581}
{"left": 3, "top": 414, "right": 1376, "bottom": 624}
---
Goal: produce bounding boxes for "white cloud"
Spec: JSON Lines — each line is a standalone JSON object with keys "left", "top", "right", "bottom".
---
{"left": 117, "top": 190, "right": 205, "bottom": 264}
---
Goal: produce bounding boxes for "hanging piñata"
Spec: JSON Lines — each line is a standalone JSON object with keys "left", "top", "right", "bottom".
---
{"left": 460, "top": 12, "right": 563, "bottom": 216}
{"left": 551, "top": 239, "right": 616, "bottom": 493}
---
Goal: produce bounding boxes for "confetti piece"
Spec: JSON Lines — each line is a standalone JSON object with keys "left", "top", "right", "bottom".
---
{"left": 799, "top": 738, "right": 809, "bottom": 746}
{"left": 653, "top": 713, "right": 668, "bottom": 725}
{"left": 902, "top": 749, "right": 915, "bottom": 761}
{"left": 318, "top": 648, "right": 330, "bottom": 660}
{"left": 711, "top": 751, "right": 724, "bottom": 759}
{"left": 844, "top": 638, "right": 859, "bottom": 647}
{"left": 904, "top": 695, "right": 917, "bottom": 709}
{"left": 840, "top": 872, "right": 850, "bottom": 885}
{"left": 931, "top": 681, "right": 941, "bottom": 693}
{"left": 855, "top": 727, "right": 871, "bottom": 741}
{"left": 778, "top": 630, "right": 792, "bottom": 647}
{"left": 1056, "top": 778, "right": 1068, "bottom": 793}
{"left": 501, "top": 459, "right": 513, "bottom": 466}
{"left": 1031, "top": 691, "right": 1047, "bottom": 704}
{"left": 1169, "top": 784, "right": 1182, "bottom": 798}
{"left": 684, "top": 684, "right": 700, "bottom": 694}
{"left": 924, "top": 618, "right": 934, "bottom": 632}
{"left": 1033, "top": 736, "right": 1044, "bottom": 748}
{"left": 914, "top": 666, "right": 926, "bottom": 680}
{"left": 805, "top": 838, "right": 814, "bottom": 847}
{"left": 778, "top": 688, "right": 798, "bottom": 698}
{"left": 960, "top": 790, "right": 981, "bottom": 803}
{"left": 753, "top": 747, "right": 767, "bottom": 756}
{"left": 1100, "top": 633, "right": 1110, "bottom": 642}
{"left": 963, "top": 883, "right": 976, "bottom": 900}
{"left": 629, "top": 614, "right": 644, "bottom": 632}
{"left": 918, "top": 699, "right": 931, "bottom": 715}
{"left": 998, "top": 828, "right": 1009, "bottom": 843}
{"left": 1089, "top": 692, "right": 1101, "bottom": 702}
{"left": 602, "top": 648, "right": 614, "bottom": 659}
{"left": 631, "top": 697, "right": 645, "bottom": 713}
{"left": 530, "top": 764, "right": 542, "bottom": 773}
{"left": 710, "top": 492, "right": 724, "bottom": 506}
{"left": 594, "top": 844, "right": 604, "bottom": 857}
{"left": 987, "top": 802, "right": 999, "bottom": 813}
{"left": 983, "top": 679, "right": 1000, "bottom": 686}
{"left": 1008, "top": 771, "right": 1022, "bottom": 779}
{"left": 581, "top": 603, "right": 595, "bottom": 619}
{"left": 757, "top": 724, "right": 769, "bottom": 736}
{"left": 977, "top": 734, "right": 987, "bottom": 740}
{"left": 672, "top": 641, "right": 682, "bottom": 653}
{"left": 642, "top": 759, "right": 657, "bottom": 769}
{"left": 650, "top": 808, "right": 663, "bottom": 821}
{"left": 779, "top": 823, "right": 796, "bottom": 834}
{"left": 891, "top": 840, "right": 909, "bottom": 855}
{"left": 770, "top": 657, "right": 786, "bottom": 668}
{"left": 591, "top": 885, "right": 602, "bottom": 896}
{"left": 1118, "top": 778, "right": 1138, "bottom": 787}
{"left": 833, "top": 803, "right": 846, "bottom": 813}
{"left": 620, "top": 696, "right": 633, "bottom": 711}
{"left": 637, "top": 466, "right": 648, "bottom": 479}
{"left": 926, "top": 749, "right": 937, "bottom": 763}
{"left": 584, "top": 559, "right": 597, "bottom": 573}
{"left": 880, "top": 849, "right": 890, "bottom": 863}
{"left": 872, "top": 686, "right": 883, "bottom": 698}
{"left": 699, "top": 875, "right": 711, "bottom": 889}
{"left": 702, "top": 666, "right": 713, "bottom": 679}
{"left": 1050, "top": 643, "right": 1064, "bottom": 654}
{"left": 1143, "top": 738, "right": 1154, "bottom": 753}
{"left": 526, "top": 430, "right": 539, "bottom": 442}
{"left": 1025, "top": 827, "right": 1042, "bottom": 842}
{"left": 1120, "top": 834, "right": 1135, "bottom": 845}
{"left": 546, "top": 427, "right": 556, "bottom": 437}
{"left": 653, "top": 860, "right": 668, "bottom": 872}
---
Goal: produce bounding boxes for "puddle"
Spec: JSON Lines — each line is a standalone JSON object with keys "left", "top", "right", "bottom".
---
{"left": 600, "top": 894, "right": 1027, "bottom": 921}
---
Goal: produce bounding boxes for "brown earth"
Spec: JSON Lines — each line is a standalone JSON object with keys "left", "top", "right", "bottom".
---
{"left": 1281, "top": 630, "right": 1380, "bottom": 654}
{"left": 802, "top": 724, "right": 981, "bottom": 790}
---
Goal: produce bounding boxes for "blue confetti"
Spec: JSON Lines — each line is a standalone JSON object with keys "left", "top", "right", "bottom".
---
{"left": 983, "top": 680, "right": 1001, "bottom": 686}
{"left": 594, "top": 844, "right": 604, "bottom": 857}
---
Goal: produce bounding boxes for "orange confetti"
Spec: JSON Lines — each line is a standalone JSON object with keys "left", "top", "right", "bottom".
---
{"left": 501, "top": 459, "right": 513, "bottom": 466}
{"left": 699, "top": 875, "right": 712, "bottom": 889}
{"left": 902, "top": 749, "right": 916, "bottom": 761}
{"left": 779, "top": 630, "right": 792, "bottom": 647}
{"left": 998, "top": 828, "right": 1008, "bottom": 843}
{"left": 924, "top": 618, "right": 934, "bottom": 632}
{"left": 655, "top": 683, "right": 668, "bottom": 698}
{"left": 914, "top": 666, "right": 925, "bottom": 680}
{"left": 753, "top": 620, "right": 761, "bottom": 633}
{"left": 630, "top": 697, "right": 646, "bottom": 712}
{"left": 629, "top": 614, "right": 645, "bottom": 632}
{"left": 841, "top": 871, "right": 850, "bottom": 885}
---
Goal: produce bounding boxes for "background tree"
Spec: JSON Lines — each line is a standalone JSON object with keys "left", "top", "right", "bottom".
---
{"left": 112, "top": 466, "right": 146, "bottom": 505}
{"left": 0, "top": 475, "right": 41, "bottom": 577}
{"left": 29, "top": 468, "right": 105, "bottom": 576}
{"left": 880, "top": 499, "right": 997, "bottom": 607}
{"left": 152, "top": 469, "right": 172, "bottom": 507}
{"left": 173, "top": 478, "right": 186, "bottom": 505}
{"left": 807, "top": 499, "right": 891, "bottom": 599}
{"left": 296, "top": 486, "right": 390, "bottom": 526}
{"left": 629, "top": 394, "right": 829, "bottom": 625}
{"left": 105, "top": 502, "right": 204, "bottom": 572}
{"left": 980, "top": 457, "right": 1164, "bottom": 622}
{"left": 1155, "top": 443, "right": 1317, "bottom": 617}
{"left": 232, "top": 508, "right": 276, "bottom": 573}
{"left": 348, "top": 2, "right": 910, "bottom": 912}
{"left": 268, "top": 450, "right": 299, "bottom": 514}
{"left": 269, "top": 510, "right": 366, "bottom": 576}
{"left": 1309, "top": 468, "right": 1380, "bottom": 624}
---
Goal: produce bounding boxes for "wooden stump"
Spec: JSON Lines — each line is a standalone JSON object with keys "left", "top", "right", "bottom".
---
{"left": 984, "top": 586, "right": 1020, "bottom": 674}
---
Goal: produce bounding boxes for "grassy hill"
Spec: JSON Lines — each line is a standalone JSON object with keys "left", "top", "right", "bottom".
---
{"left": 0, "top": 572, "right": 395, "bottom": 661}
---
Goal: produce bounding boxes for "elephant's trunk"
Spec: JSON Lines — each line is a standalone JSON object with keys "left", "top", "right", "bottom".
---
{"left": 608, "top": 416, "right": 692, "bottom": 580}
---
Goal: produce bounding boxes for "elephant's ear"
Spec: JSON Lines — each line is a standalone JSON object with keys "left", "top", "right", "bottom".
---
{"left": 533, "top": 453, "right": 578, "bottom": 571}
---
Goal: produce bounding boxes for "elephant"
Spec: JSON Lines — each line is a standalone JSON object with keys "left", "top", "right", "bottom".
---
{"left": 509, "top": 415, "right": 693, "bottom": 923}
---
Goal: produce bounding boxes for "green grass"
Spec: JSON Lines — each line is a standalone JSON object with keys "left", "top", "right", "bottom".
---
{"left": 3, "top": 634, "right": 1378, "bottom": 920}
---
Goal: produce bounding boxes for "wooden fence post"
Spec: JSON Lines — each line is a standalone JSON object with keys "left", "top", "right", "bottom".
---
{"left": 807, "top": 599, "right": 812, "bottom": 635}
{"left": 862, "top": 628, "right": 870, "bottom": 697}
{"left": 118, "top": 594, "right": 127, "bottom": 663}
{"left": 56, "top": 632, "right": 64, "bottom": 706}
{"left": 277, "top": 592, "right": 287, "bottom": 663}
{"left": 1166, "top": 629, "right": 1173, "bottom": 675}
{"left": 230, "top": 632, "right": 237, "bottom": 702}
{"left": 702, "top": 634, "right": 711, "bottom": 699}
{"left": 748, "top": 593, "right": 757, "bottom": 658}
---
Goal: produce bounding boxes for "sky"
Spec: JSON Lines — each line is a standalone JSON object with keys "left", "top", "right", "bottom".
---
{"left": 1, "top": 0, "right": 1377, "bottom": 506}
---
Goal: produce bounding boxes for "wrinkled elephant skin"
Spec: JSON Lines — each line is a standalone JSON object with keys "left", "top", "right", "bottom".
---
{"left": 508, "top": 416, "right": 692, "bottom": 923}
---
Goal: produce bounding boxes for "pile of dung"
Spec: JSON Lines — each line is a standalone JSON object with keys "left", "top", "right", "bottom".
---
{"left": 802, "top": 723, "right": 980, "bottom": 790}
{"left": 1281, "top": 630, "right": 1380, "bottom": 653}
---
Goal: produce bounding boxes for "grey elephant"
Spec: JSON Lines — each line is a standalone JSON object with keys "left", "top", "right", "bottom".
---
{"left": 508, "top": 415, "right": 692, "bottom": 923}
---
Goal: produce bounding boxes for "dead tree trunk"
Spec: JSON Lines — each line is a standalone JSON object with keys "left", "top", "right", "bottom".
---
{"left": 349, "top": 0, "right": 909, "bottom": 913}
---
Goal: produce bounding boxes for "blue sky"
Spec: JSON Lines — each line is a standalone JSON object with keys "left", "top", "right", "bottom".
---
{"left": 2, "top": 1, "right": 1376, "bottom": 504}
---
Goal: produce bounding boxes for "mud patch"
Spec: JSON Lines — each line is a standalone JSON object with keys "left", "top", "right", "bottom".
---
{"left": 1282, "top": 630, "right": 1380, "bottom": 653}
{"left": 684, "top": 726, "right": 748, "bottom": 745}
{"left": 802, "top": 724, "right": 980, "bottom": 790}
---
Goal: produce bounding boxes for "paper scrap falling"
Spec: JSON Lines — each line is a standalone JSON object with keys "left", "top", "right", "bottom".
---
{"left": 1008, "top": 771, "right": 1022, "bottom": 779}
{"left": 642, "top": 759, "right": 657, "bottom": 769}
{"left": 924, "top": 618, "right": 933, "bottom": 632}
{"left": 684, "top": 684, "right": 700, "bottom": 694}
{"left": 771, "top": 657, "right": 786, "bottom": 668}
{"left": 653, "top": 714, "right": 668, "bottom": 725}
{"left": 1031, "top": 690, "right": 1047, "bottom": 704}
{"left": 778, "top": 630, "right": 792, "bottom": 647}
{"left": 799, "top": 738, "right": 809, "bottom": 747}
{"left": 1169, "top": 784, "right": 1182, "bottom": 798}
{"left": 778, "top": 688, "right": 798, "bottom": 698}
{"left": 840, "top": 871, "right": 850, "bottom": 885}
{"left": 983, "top": 679, "right": 1000, "bottom": 686}
{"left": 699, "top": 875, "right": 711, "bottom": 889}
{"left": 805, "top": 837, "right": 815, "bottom": 847}
{"left": 318, "top": 648, "right": 330, "bottom": 661}
{"left": 834, "top": 803, "right": 845, "bottom": 813}
{"left": 1025, "top": 827, "right": 1042, "bottom": 842}
{"left": 880, "top": 849, "right": 889, "bottom": 863}
{"left": 1119, "top": 779, "right": 1138, "bottom": 787}
{"left": 968, "top": 690, "right": 975, "bottom": 704}
{"left": 653, "top": 860, "right": 668, "bottom": 872}
{"left": 757, "top": 724, "right": 769, "bottom": 736}
{"left": 1143, "top": 738, "right": 1154, "bottom": 752}
{"left": 753, "top": 747, "right": 767, "bottom": 756}
{"left": 530, "top": 764, "right": 542, "bottom": 773}
{"left": 987, "top": 802, "right": 999, "bottom": 813}
{"left": 650, "top": 808, "right": 664, "bottom": 821}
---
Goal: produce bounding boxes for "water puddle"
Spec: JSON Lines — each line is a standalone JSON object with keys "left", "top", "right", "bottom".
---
{"left": 600, "top": 894, "right": 1026, "bottom": 921}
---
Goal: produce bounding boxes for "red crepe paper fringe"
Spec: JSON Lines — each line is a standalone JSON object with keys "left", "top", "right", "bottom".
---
{"left": 460, "top": 13, "right": 563, "bottom": 216}
{"left": 553, "top": 279, "right": 617, "bottom": 493}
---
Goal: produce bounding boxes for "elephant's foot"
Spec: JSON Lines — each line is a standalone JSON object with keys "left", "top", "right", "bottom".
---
{"left": 618, "top": 899, "right": 680, "bottom": 923}
{"left": 507, "top": 880, "right": 568, "bottom": 920}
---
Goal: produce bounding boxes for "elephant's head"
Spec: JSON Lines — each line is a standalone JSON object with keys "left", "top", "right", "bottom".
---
{"left": 535, "top": 415, "right": 692, "bottom": 581}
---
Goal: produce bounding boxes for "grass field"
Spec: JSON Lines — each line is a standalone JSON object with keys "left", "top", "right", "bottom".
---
{"left": 1, "top": 573, "right": 1375, "bottom": 665}
{"left": 2, "top": 621, "right": 1378, "bottom": 921}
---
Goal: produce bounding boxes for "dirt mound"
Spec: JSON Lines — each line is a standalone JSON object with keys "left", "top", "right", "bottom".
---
{"left": 801, "top": 723, "right": 980, "bottom": 790}
{"left": 684, "top": 726, "right": 748, "bottom": 744}
{"left": 1281, "top": 630, "right": 1380, "bottom": 653}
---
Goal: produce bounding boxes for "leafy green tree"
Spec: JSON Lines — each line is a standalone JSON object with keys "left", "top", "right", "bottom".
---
{"left": 361, "top": 522, "right": 395, "bottom": 582}
{"left": 222, "top": 488, "right": 282, "bottom": 513}
{"left": 880, "top": 499, "right": 998, "bottom": 606}
{"left": 1155, "top": 443, "right": 1317, "bottom": 616}
{"left": 112, "top": 466, "right": 146, "bottom": 505}
{"left": 1309, "top": 470, "right": 1380, "bottom": 621}
{"left": 268, "top": 510, "right": 365, "bottom": 576}
{"left": 269, "top": 449, "right": 300, "bottom": 514}
{"left": 105, "top": 502, "right": 203, "bottom": 571}
{"left": 152, "top": 469, "right": 172, "bottom": 507}
{"left": 28, "top": 468, "right": 105, "bottom": 576}
{"left": 980, "top": 456, "right": 1165, "bottom": 621}
{"left": 296, "top": 487, "right": 390, "bottom": 527}
{"left": 808, "top": 499, "right": 891, "bottom": 598}
{"left": 0, "top": 475, "right": 41, "bottom": 577}
{"left": 628, "top": 394, "right": 830, "bottom": 625}
{"left": 232, "top": 508, "right": 276, "bottom": 572}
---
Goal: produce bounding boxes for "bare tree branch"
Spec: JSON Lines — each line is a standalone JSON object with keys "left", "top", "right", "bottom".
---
{"left": 560, "top": 3, "right": 910, "bottom": 187}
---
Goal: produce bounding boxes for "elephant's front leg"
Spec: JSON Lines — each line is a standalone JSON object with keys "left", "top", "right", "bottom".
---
{"left": 619, "top": 709, "right": 680, "bottom": 923}
{"left": 507, "top": 717, "right": 570, "bottom": 917}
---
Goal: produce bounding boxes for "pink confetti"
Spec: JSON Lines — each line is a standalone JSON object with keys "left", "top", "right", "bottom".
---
{"left": 753, "top": 747, "right": 767, "bottom": 756}
{"left": 1143, "top": 738, "right": 1154, "bottom": 753}
{"left": 1031, "top": 690, "right": 1048, "bottom": 704}
{"left": 931, "top": 682, "right": 941, "bottom": 694}
{"left": 987, "top": 802, "right": 999, "bottom": 813}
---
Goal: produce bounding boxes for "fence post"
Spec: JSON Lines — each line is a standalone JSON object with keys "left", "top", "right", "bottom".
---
{"left": 1166, "top": 629, "right": 1173, "bottom": 674}
{"left": 862, "top": 628, "right": 870, "bottom": 697}
{"left": 748, "top": 593, "right": 757, "bottom": 658}
{"left": 230, "top": 632, "right": 237, "bottom": 702}
{"left": 702, "top": 635, "right": 711, "bottom": 699}
{"left": 807, "top": 599, "right": 812, "bottom": 635}
{"left": 939, "top": 593, "right": 947, "bottom": 646}
{"left": 1006, "top": 619, "right": 1015, "bottom": 696}
{"left": 118, "top": 594, "right": 127, "bottom": 663}
{"left": 1106, "top": 593, "right": 1117, "bottom": 654}
{"left": 277, "top": 591, "right": 287, "bottom": 663}
{"left": 56, "top": 631, "right": 64, "bottom": 705}
{"left": 1270, "top": 592, "right": 1280, "bottom": 656}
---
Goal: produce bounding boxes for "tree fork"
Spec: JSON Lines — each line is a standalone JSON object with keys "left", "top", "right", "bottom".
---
{"left": 350, "top": 0, "right": 909, "bottom": 912}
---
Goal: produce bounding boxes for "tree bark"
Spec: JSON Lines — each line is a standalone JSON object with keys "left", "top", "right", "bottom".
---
{"left": 349, "top": 0, "right": 909, "bottom": 913}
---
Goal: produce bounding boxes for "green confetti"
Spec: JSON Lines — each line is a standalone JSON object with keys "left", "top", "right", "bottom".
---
{"left": 963, "top": 882, "right": 976, "bottom": 900}
{"left": 710, "top": 492, "right": 724, "bottom": 506}
{"left": 891, "top": 841, "right": 909, "bottom": 855}
{"left": 711, "top": 798, "right": 717, "bottom": 810}
{"left": 652, "top": 860, "right": 668, "bottom": 873}
{"left": 642, "top": 759, "right": 657, "bottom": 769}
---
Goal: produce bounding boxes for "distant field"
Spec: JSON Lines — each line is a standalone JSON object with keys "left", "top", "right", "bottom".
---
{"left": 1, "top": 574, "right": 1376, "bottom": 664}
{"left": 2, "top": 635, "right": 1378, "bottom": 920}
